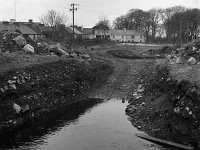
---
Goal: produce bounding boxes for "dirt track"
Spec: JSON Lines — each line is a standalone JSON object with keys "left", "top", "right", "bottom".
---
{"left": 88, "top": 47, "right": 154, "bottom": 101}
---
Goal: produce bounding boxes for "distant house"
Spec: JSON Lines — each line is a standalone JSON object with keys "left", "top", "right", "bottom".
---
{"left": 92, "top": 24, "right": 111, "bottom": 39}
{"left": 82, "top": 28, "right": 95, "bottom": 39}
{"left": 65, "top": 26, "right": 83, "bottom": 40}
{"left": 111, "top": 29, "right": 145, "bottom": 43}
{"left": 0, "top": 19, "right": 45, "bottom": 39}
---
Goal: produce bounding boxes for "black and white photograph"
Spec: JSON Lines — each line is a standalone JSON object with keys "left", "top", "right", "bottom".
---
{"left": 0, "top": 0, "right": 199, "bottom": 149}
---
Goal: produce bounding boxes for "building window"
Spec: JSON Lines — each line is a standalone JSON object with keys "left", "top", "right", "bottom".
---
{"left": 96, "top": 35, "right": 101, "bottom": 38}
{"left": 122, "top": 35, "right": 124, "bottom": 39}
{"left": 113, "top": 35, "right": 115, "bottom": 38}
{"left": 131, "top": 35, "right": 134, "bottom": 39}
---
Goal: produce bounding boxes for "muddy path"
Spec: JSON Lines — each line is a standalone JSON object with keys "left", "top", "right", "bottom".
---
{"left": 88, "top": 48, "right": 154, "bottom": 101}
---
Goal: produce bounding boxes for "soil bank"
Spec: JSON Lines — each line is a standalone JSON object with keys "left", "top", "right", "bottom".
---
{"left": 126, "top": 60, "right": 200, "bottom": 148}
{"left": 0, "top": 57, "right": 113, "bottom": 132}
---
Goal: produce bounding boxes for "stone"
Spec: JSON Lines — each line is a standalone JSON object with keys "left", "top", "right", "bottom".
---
{"left": 174, "top": 107, "right": 181, "bottom": 114}
{"left": 188, "top": 57, "right": 196, "bottom": 65}
{"left": 10, "top": 84, "right": 16, "bottom": 89}
{"left": 13, "top": 103, "right": 21, "bottom": 114}
{"left": 23, "top": 44, "right": 35, "bottom": 53}
{"left": 21, "top": 104, "right": 30, "bottom": 113}
{"left": 7, "top": 80, "right": 16, "bottom": 84}
{"left": 82, "top": 54, "right": 90, "bottom": 59}
{"left": 13, "top": 35, "right": 26, "bottom": 46}
{"left": 176, "top": 57, "right": 183, "bottom": 64}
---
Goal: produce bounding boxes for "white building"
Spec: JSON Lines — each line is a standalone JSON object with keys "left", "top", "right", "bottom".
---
{"left": 110, "top": 29, "right": 145, "bottom": 43}
{"left": 82, "top": 28, "right": 95, "bottom": 39}
{"left": 92, "top": 24, "right": 111, "bottom": 39}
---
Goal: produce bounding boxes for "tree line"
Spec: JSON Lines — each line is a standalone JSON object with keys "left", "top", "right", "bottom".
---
{"left": 113, "top": 6, "right": 200, "bottom": 44}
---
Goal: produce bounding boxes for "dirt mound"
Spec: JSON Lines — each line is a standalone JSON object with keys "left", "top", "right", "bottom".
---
{"left": 0, "top": 31, "right": 48, "bottom": 54}
{"left": 126, "top": 61, "right": 200, "bottom": 147}
{"left": 0, "top": 58, "right": 113, "bottom": 131}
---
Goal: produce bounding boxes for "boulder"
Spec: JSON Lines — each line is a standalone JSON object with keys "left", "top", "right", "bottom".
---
{"left": 176, "top": 57, "right": 184, "bottom": 64}
{"left": 13, "top": 103, "right": 21, "bottom": 114}
{"left": 188, "top": 57, "right": 197, "bottom": 65}
{"left": 81, "top": 54, "right": 90, "bottom": 59}
{"left": 49, "top": 45, "right": 69, "bottom": 57}
{"left": 23, "top": 44, "right": 34, "bottom": 53}
{"left": 10, "top": 84, "right": 16, "bottom": 89}
{"left": 21, "top": 104, "right": 30, "bottom": 113}
{"left": 13, "top": 35, "right": 26, "bottom": 46}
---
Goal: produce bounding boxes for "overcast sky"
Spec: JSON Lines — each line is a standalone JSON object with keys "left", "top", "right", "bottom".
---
{"left": 0, "top": 0, "right": 199, "bottom": 27}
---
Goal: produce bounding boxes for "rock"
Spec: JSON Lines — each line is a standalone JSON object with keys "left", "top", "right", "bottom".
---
{"left": 13, "top": 35, "right": 26, "bottom": 46}
{"left": 49, "top": 45, "right": 68, "bottom": 56}
{"left": 174, "top": 107, "right": 181, "bottom": 114}
{"left": 7, "top": 80, "right": 16, "bottom": 84}
{"left": 188, "top": 57, "right": 196, "bottom": 65}
{"left": 50, "top": 52, "right": 57, "bottom": 56}
{"left": 188, "top": 111, "right": 192, "bottom": 115}
{"left": 185, "top": 107, "right": 189, "bottom": 112}
{"left": 176, "top": 57, "right": 184, "bottom": 64}
{"left": 127, "top": 117, "right": 133, "bottom": 121}
{"left": 13, "top": 103, "right": 21, "bottom": 114}
{"left": 137, "top": 87, "right": 145, "bottom": 93}
{"left": 10, "top": 84, "right": 16, "bottom": 89}
{"left": 23, "top": 44, "right": 35, "bottom": 53}
{"left": 82, "top": 54, "right": 90, "bottom": 59}
{"left": 4, "top": 85, "right": 8, "bottom": 91}
{"left": 126, "top": 105, "right": 137, "bottom": 114}
{"left": 21, "top": 104, "right": 30, "bottom": 113}
{"left": 71, "top": 53, "right": 77, "bottom": 58}
{"left": 140, "top": 102, "right": 145, "bottom": 106}
{"left": 192, "top": 47, "right": 197, "bottom": 51}
{"left": 122, "top": 98, "right": 126, "bottom": 103}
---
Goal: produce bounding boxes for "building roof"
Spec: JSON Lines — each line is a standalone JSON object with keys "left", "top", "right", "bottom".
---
{"left": 93, "top": 24, "right": 109, "bottom": 30}
{"left": 82, "top": 28, "right": 93, "bottom": 34}
{"left": 111, "top": 29, "right": 144, "bottom": 36}
{"left": 0, "top": 22, "right": 39, "bottom": 35}
{"left": 66, "top": 27, "right": 83, "bottom": 35}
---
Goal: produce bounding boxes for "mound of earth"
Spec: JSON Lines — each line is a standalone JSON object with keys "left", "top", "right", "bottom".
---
{"left": 126, "top": 60, "right": 200, "bottom": 148}
{"left": 0, "top": 57, "right": 113, "bottom": 131}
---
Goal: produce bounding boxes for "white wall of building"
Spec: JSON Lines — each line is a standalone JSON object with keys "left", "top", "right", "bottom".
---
{"left": 111, "top": 35, "right": 145, "bottom": 43}
{"left": 110, "top": 35, "right": 126, "bottom": 42}
{"left": 133, "top": 36, "right": 145, "bottom": 43}
{"left": 94, "top": 30, "right": 111, "bottom": 36}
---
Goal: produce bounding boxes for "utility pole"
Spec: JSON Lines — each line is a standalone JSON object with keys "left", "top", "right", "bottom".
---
{"left": 70, "top": 3, "right": 78, "bottom": 48}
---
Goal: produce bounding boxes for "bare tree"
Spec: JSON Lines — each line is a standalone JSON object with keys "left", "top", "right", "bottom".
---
{"left": 96, "top": 16, "right": 110, "bottom": 27}
{"left": 40, "top": 9, "right": 67, "bottom": 40}
{"left": 148, "top": 8, "right": 163, "bottom": 42}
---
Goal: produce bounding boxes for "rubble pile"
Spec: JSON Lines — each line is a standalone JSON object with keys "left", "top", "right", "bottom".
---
{"left": 0, "top": 31, "right": 48, "bottom": 54}
{"left": 164, "top": 41, "right": 200, "bottom": 65}
{"left": 170, "top": 80, "right": 200, "bottom": 137}
{"left": 126, "top": 62, "right": 200, "bottom": 145}
{"left": 0, "top": 32, "right": 21, "bottom": 53}
{"left": 0, "top": 31, "right": 92, "bottom": 59}
{"left": 182, "top": 41, "right": 200, "bottom": 61}
{"left": 0, "top": 59, "right": 113, "bottom": 130}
